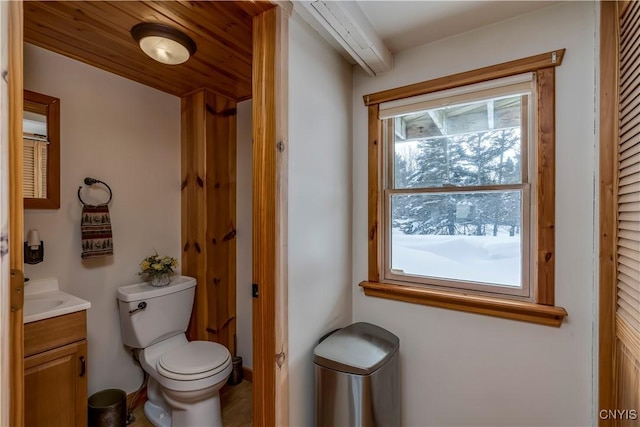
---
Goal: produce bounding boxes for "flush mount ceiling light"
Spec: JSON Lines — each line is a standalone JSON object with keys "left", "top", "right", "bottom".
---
{"left": 131, "top": 23, "right": 197, "bottom": 65}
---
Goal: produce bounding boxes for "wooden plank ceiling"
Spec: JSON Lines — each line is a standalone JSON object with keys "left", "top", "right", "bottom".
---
{"left": 24, "top": 1, "right": 274, "bottom": 100}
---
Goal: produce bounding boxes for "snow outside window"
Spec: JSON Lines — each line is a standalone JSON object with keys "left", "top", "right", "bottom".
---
{"left": 383, "top": 80, "right": 533, "bottom": 298}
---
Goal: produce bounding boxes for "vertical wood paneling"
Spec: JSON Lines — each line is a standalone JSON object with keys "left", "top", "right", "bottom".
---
{"left": 182, "top": 91, "right": 208, "bottom": 342}
{"left": 8, "top": 2, "right": 23, "bottom": 427}
{"left": 205, "top": 90, "right": 237, "bottom": 354}
{"left": 599, "top": 1, "right": 619, "bottom": 420}
{"left": 252, "top": 6, "right": 288, "bottom": 427}
{"left": 535, "top": 67, "right": 556, "bottom": 306}
{"left": 181, "top": 90, "right": 237, "bottom": 353}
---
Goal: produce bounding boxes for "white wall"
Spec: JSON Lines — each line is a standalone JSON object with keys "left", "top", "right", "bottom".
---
{"left": 23, "top": 44, "right": 181, "bottom": 396}
{"left": 288, "top": 15, "right": 353, "bottom": 426}
{"left": 236, "top": 99, "right": 253, "bottom": 368}
{"left": 352, "top": 2, "right": 596, "bottom": 426}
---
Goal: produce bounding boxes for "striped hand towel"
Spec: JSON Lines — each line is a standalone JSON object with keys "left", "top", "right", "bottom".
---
{"left": 81, "top": 204, "right": 113, "bottom": 259}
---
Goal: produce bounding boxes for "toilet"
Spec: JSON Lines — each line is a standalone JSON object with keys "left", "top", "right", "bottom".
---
{"left": 117, "top": 275, "right": 232, "bottom": 427}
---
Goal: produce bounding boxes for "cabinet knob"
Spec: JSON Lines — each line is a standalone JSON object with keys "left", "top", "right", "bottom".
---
{"left": 79, "top": 356, "right": 86, "bottom": 377}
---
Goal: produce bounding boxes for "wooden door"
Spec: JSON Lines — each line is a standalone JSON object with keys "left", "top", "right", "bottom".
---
{"left": 1, "top": 1, "right": 24, "bottom": 426}
{"left": 24, "top": 341, "right": 87, "bottom": 427}
{"left": 600, "top": 2, "right": 640, "bottom": 425}
{"left": 614, "top": 1, "right": 640, "bottom": 423}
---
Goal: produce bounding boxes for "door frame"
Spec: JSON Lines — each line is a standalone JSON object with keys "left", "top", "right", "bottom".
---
{"left": 252, "top": 6, "right": 289, "bottom": 427}
{"left": 3, "top": 1, "right": 24, "bottom": 426}
{"left": 598, "top": 1, "right": 618, "bottom": 420}
{"left": 0, "top": 4, "right": 9, "bottom": 424}
{"left": 3, "top": 2, "right": 290, "bottom": 425}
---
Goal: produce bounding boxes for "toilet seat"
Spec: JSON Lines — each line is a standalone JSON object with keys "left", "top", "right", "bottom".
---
{"left": 157, "top": 341, "right": 231, "bottom": 381}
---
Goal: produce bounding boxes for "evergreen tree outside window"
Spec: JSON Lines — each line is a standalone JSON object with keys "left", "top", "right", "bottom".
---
{"left": 362, "top": 52, "right": 569, "bottom": 325}
{"left": 383, "top": 82, "right": 531, "bottom": 297}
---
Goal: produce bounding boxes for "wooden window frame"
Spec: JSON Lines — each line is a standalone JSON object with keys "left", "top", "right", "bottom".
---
{"left": 361, "top": 51, "right": 569, "bottom": 327}
{"left": 23, "top": 89, "right": 60, "bottom": 210}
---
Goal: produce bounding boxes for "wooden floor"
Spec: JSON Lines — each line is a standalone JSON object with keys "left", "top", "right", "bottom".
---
{"left": 129, "top": 380, "right": 252, "bottom": 427}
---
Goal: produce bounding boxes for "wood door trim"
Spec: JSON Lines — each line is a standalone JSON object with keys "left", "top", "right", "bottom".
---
{"left": 1, "top": 3, "right": 9, "bottom": 425}
{"left": 252, "top": 6, "right": 288, "bottom": 427}
{"left": 597, "top": 2, "right": 619, "bottom": 426}
{"left": 599, "top": 1, "right": 619, "bottom": 422}
{"left": 8, "top": 1, "right": 24, "bottom": 426}
{"left": 273, "top": 7, "right": 289, "bottom": 425}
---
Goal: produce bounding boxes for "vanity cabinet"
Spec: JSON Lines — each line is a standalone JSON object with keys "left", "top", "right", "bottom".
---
{"left": 24, "top": 310, "right": 88, "bottom": 427}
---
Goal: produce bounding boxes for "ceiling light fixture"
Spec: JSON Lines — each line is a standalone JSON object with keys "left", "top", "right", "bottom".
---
{"left": 131, "top": 23, "right": 197, "bottom": 65}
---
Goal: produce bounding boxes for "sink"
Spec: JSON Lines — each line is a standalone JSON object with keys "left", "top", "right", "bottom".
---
{"left": 23, "top": 278, "right": 91, "bottom": 323}
{"left": 24, "top": 298, "right": 65, "bottom": 317}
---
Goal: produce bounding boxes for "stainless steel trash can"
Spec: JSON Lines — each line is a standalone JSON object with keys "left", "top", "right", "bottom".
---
{"left": 314, "top": 322, "right": 399, "bottom": 427}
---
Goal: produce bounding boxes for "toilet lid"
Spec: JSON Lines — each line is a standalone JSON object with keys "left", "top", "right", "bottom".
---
{"left": 158, "top": 341, "right": 230, "bottom": 376}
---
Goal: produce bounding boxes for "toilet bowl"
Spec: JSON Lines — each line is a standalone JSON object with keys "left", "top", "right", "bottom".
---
{"left": 141, "top": 334, "right": 232, "bottom": 427}
{"left": 117, "top": 276, "right": 232, "bottom": 427}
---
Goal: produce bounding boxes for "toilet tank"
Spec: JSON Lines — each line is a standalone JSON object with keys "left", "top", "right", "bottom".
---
{"left": 117, "top": 275, "right": 197, "bottom": 348}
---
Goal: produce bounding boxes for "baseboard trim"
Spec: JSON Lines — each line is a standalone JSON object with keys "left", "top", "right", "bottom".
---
{"left": 243, "top": 366, "right": 253, "bottom": 382}
{"left": 127, "top": 386, "right": 147, "bottom": 410}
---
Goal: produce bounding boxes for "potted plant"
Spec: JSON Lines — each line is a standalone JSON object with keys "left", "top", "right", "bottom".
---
{"left": 139, "top": 252, "right": 178, "bottom": 287}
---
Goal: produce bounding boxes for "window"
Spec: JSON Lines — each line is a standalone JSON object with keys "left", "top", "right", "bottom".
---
{"left": 383, "top": 76, "right": 532, "bottom": 298}
{"left": 23, "top": 109, "right": 49, "bottom": 199}
{"left": 362, "top": 51, "right": 568, "bottom": 326}
{"left": 23, "top": 139, "right": 48, "bottom": 199}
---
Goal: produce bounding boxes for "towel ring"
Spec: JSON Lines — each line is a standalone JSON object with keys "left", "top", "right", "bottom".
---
{"left": 77, "top": 177, "right": 112, "bottom": 206}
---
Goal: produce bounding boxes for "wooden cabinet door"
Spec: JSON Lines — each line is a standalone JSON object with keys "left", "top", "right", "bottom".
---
{"left": 24, "top": 340, "right": 87, "bottom": 427}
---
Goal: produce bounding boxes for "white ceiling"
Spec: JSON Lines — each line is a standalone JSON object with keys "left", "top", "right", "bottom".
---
{"left": 357, "top": 1, "right": 561, "bottom": 53}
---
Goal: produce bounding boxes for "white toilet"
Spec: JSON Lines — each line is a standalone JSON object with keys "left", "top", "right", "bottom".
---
{"left": 117, "top": 275, "right": 232, "bottom": 427}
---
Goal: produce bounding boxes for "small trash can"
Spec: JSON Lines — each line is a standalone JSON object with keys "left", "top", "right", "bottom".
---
{"left": 88, "top": 388, "right": 126, "bottom": 427}
{"left": 228, "top": 356, "right": 244, "bottom": 385}
{"left": 314, "top": 322, "right": 399, "bottom": 427}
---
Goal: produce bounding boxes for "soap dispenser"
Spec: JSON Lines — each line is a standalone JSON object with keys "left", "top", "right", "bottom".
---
{"left": 24, "top": 229, "right": 44, "bottom": 264}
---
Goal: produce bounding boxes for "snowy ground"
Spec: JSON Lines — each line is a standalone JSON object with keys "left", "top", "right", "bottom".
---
{"left": 391, "top": 230, "right": 521, "bottom": 287}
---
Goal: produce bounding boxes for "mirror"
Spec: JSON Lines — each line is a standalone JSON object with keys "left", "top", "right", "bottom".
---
{"left": 24, "top": 90, "right": 60, "bottom": 209}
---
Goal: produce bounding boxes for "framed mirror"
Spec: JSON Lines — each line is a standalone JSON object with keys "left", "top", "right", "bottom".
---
{"left": 24, "top": 90, "right": 60, "bottom": 209}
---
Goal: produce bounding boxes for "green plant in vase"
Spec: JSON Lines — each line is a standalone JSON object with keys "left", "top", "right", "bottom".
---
{"left": 139, "top": 252, "right": 178, "bottom": 287}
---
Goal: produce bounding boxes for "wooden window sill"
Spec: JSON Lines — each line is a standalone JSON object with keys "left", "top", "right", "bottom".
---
{"left": 360, "top": 281, "right": 568, "bottom": 327}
